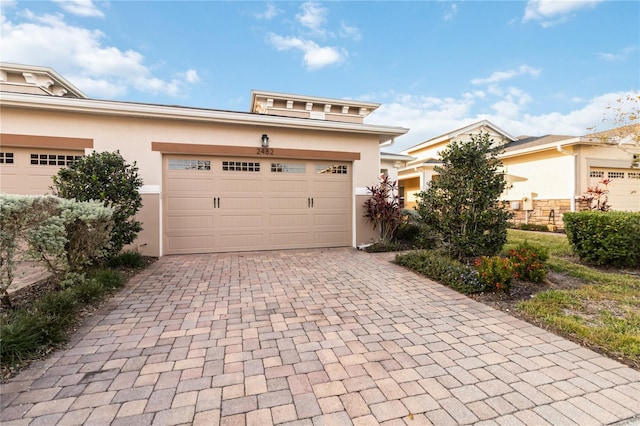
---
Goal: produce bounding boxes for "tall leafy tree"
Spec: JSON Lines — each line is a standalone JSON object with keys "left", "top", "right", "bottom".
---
{"left": 415, "top": 132, "right": 512, "bottom": 261}
{"left": 52, "top": 151, "right": 143, "bottom": 256}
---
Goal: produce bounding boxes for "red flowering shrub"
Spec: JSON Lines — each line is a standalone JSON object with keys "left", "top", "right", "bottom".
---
{"left": 507, "top": 241, "right": 548, "bottom": 283}
{"left": 475, "top": 256, "right": 514, "bottom": 293}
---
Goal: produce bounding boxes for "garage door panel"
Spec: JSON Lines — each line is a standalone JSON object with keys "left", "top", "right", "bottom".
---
{"left": 164, "top": 156, "right": 351, "bottom": 254}
{"left": 166, "top": 235, "right": 215, "bottom": 253}
{"left": 221, "top": 214, "right": 264, "bottom": 228}
{"left": 313, "top": 213, "right": 350, "bottom": 226}
{"left": 267, "top": 197, "right": 308, "bottom": 209}
{"left": 313, "top": 231, "right": 350, "bottom": 245}
{"left": 590, "top": 168, "right": 640, "bottom": 211}
{"left": 268, "top": 213, "right": 309, "bottom": 227}
{"left": 167, "top": 215, "right": 212, "bottom": 230}
{"left": 221, "top": 197, "right": 263, "bottom": 210}
{"left": 269, "top": 232, "right": 308, "bottom": 245}
{"left": 166, "top": 177, "right": 212, "bottom": 192}
{"left": 166, "top": 196, "right": 213, "bottom": 211}
{"left": 219, "top": 233, "right": 265, "bottom": 250}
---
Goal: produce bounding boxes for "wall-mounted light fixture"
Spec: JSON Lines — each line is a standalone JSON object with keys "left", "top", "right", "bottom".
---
{"left": 261, "top": 134, "right": 269, "bottom": 148}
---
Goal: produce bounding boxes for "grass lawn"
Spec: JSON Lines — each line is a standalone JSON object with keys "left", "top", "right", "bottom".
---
{"left": 506, "top": 230, "right": 640, "bottom": 369}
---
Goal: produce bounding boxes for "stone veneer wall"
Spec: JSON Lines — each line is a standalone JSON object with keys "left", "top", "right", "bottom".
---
{"left": 506, "top": 199, "right": 573, "bottom": 230}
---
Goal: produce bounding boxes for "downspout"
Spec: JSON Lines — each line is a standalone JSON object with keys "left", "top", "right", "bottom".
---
{"left": 557, "top": 144, "right": 577, "bottom": 212}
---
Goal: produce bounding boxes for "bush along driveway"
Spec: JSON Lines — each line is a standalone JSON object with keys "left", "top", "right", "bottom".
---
{"left": 1, "top": 248, "right": 639, "bottom": 425}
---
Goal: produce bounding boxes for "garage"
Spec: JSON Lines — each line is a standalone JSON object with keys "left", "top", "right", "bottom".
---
{"left": 589, "top": 168, "right": 640, "bottom": 211}
{"left": 0, "top": 147, "right": 84, "bottom": 195}
{"left": 163, "top": 155, "right": 352, "bottom": 254}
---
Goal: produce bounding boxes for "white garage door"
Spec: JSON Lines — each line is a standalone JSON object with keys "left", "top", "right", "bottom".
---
{"left": 163, "top": 156, "right": 352, "bottom": 254}
{"left": 0, "top": 148, "right": 83, "bottom": 195}
{"left": 589, "top": 168, "right": 640, "bottom": 211}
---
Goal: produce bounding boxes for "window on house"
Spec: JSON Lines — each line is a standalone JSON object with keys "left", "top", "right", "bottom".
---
{"left": 315, "top": 164, "right": 348, "bottom": 174}
{"left": 271, "top": 163, "right": 305, "bottom": 173}
{"left": 222, "top": 161, "right": 260, "bottom": 172}
{"left": 608, "top": 171, "right": 625, "bottom": 179}
{"left": 30, "top": 153, "right": 81, "bottom": 166}
{"left": 0, "top": 152, "right": 14, "bottom": 164}
{"left": 168, "top": 159, "right": 211, "bottom": 170}
{"left": 590, "top": 170, "right": 604, "bottom": 178}
{"left": 628, "top": 172, "right": 640, "bottom": 179}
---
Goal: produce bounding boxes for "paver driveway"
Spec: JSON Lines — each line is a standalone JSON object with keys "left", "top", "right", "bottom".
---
{"left": 1, "top": 248, "right": 639, "bottom": 425}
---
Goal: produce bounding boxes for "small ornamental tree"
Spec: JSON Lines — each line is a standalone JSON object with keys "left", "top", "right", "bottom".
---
{"left": 363, "top": 175, "right": 402, "bottom": 243}
{"left": 52, "top": 151, "right": 143, "bottom": 256}
{"left": 415, "top": 132, "right": 512, "bottom": 261}
{"left": 580, "top": 178, "right": 612, "bottom": 211}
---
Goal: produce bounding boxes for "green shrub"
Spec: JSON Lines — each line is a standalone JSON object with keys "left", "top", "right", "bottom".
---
{"left": 365, "top": 241, "right": 402, "bottom": 253}
{"left": 0, "top": 309, "right": 51, "bottom": 364}
{"left": 475, "top": 256, "right": 514, "bottom": 293}
{"left": 108, "top": 250, "right": 145, "bottom": 269}
{"left": 509, "top": 223, "right": 549, "bottom": 232}
{"left": 415, "top": 132, "right": 512, "bottom": 261}
{"left": 92, "top": 268, "right": 125, "bottom": 290}
{"left": 395, "top": 250, "right": 484, "bottom": 294}
{"left": 564, "top": 211, "right": 640, "bottom": 267}
{"left": 52, "top": 151, "right": 143, "bottom": 256}
{"left": 73, "top": 278, "right": 106, "bottom": 304}
{"left": 506, "top": 241, "right": 548, "bottom": 283}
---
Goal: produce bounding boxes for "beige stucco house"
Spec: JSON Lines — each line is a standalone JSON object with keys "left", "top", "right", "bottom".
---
{"left": 398, "top": 120, "right": 639, "bottom": 229}
{"left": 0, "top": 63, "right": 408, "bottom": 257}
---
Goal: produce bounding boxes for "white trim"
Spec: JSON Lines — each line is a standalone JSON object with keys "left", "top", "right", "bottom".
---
{"left": 354, "top": 187, "right": 370, "bottom": 196}
{"left": 139, "top": 184, "right": 160, "bottom": 194}
{"left": 1, "top": 92, "right": 408, "bottom": 143}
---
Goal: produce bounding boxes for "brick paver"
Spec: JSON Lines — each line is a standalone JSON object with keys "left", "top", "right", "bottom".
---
{"left": 3, "top": 248, "right": 640, "bottom": 425}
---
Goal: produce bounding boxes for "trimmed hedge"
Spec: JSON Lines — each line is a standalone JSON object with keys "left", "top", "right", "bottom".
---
{"left": 394, "top": 250, "right": 484, "bottom": 294}
{"left": 563, "top": 211, "right": 640, "bottom": 268}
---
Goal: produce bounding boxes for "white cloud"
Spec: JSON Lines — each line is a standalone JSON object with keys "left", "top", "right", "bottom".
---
{"left": 296, "top": 1, "right": 328, "bottom": 37}
{"left": 268, "top": 33, "right": 344, "bottom": 70}
{"left": 368, "top": 90, "right": 638, "bottom": 153}
{"left": 255, "top": 3, "right": 280, "bottom": 20}
{"left": 52, "top": 0, "right": 104, "bottom": 18}
{"left": 597, "top": 46, "right": 637, "bottom": 62}
{"left": 340, "top": 22, "right": 361, "bottom": 41}
{"left": 523, "top": 0, "right": 602, "bottom": 26}
{"left": 0, "top": 10, "right": 198, "bottom": 99}
{"left": 472, "top": 65, "right": 541, "bottom": 86}
{"left": 443, "top": 3, "right": 458, "bottom": 21}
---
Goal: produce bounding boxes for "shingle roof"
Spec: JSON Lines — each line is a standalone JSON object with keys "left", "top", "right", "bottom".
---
{"left": 503, "top": 134, "right": 574, "bottom": 152}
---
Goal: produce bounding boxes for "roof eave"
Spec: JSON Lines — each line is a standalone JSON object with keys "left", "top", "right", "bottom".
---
{"left": 0, "top": 92, "right": 408, "bottom": 142}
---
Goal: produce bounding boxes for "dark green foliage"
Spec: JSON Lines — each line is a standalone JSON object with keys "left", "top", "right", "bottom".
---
{"left": 506, "top": 241, "right": 548, "bottom": 283}
{"left": 73, "top": 278, "right": 106, "bottom": 304}
{"left": 564, "top": 211, "right": 640, "bottom": 267}
{"left": 395, "top": 250, "right": 485, "bottom": 294}
{"left": 52, "top": 151, "right": 143, "bottom": 256}
{"left": 92, "top": 268, "right": 125, "bottom": 290}
{"left": 107, "top": 250, "right": 145, "bottom": 269}
{"left": 508, "top": 223, "right": 551, "bottom": 232}
{"left": 415, "top": 133, "right": 512, "bottom": 261}
{"left": 474, "top": 256, "right": 514, "bottom": 293}
{"left": 0, "top": 267, "right": 126, "bottom": 367}
{"left": 364, "top": 241, "right": 402, "bottom": 253}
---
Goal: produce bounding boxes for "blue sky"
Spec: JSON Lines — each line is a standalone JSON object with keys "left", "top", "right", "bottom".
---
{"left": 1, "top": 0, "right": 638, "bottom": 152}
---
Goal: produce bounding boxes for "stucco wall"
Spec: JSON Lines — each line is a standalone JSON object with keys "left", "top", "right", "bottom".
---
{"left": 1, "top": 105, "right": 386, "bottom": 255}
{"left": 502, "top": 152, "right": 575, "bottom": 202}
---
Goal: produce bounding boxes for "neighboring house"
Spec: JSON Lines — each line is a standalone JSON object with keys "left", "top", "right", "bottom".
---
{"left": 380, "top": 151, "right": 414, "bottom": 204}
{"left": 0, "top": 63, "right": 408, "bottom": 257}
{"left": 398, "top": 120, "right": 639, "bottom": 229}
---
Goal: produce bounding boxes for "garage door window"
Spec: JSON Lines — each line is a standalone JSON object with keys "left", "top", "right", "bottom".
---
{"left": 0, "top": 152, "right": 14, "bottom": 164}
{"left": 271, "top": 163, "right": 305, "bottom": 173}
{"left": 30, "top": 153, "right": 81, "bottom": 166}
{"left": 315, "top": 164, "right": 348, "bottom": 174}
{"left": 169, "top": 159, "right": 211, "bottom": 170}
{"left": 222, "top": 161, "right": 260, "bottom": 172}
{"left": 608, "top": 171, "right": 625, "bottom": 179}
{"left": 629, "top": 172, "right": 640, "bottom": 179}
{"left": 590, "top": 170, "right": 604, "bottom": 178}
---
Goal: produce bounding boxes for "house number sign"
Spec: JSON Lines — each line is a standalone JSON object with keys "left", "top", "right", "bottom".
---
{"left": 256, "top": 148, "right": 275, "bottom": 155}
